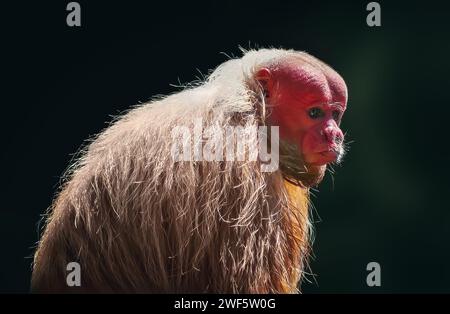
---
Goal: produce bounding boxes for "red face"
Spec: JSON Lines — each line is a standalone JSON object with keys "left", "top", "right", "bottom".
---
{"left": 258, "top": 61, "right": 347, "bottom": 166}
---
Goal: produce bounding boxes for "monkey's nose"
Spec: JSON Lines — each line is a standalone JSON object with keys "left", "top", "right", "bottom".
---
{"left": 323, "top": 127, "right": 343, "bottom": 145}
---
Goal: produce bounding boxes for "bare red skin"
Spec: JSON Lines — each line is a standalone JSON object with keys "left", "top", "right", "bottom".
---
{"left": 257, "top": 60, "right": 348, "bottom": 166}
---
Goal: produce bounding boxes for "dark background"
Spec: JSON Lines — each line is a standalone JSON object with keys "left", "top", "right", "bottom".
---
{"left": 1, "top": 0, "right": 449, "bottom": 293}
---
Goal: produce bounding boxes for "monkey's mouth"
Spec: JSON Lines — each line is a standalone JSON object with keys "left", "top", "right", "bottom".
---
{"left": 306, "top": 148, "right": 340, "bottom": 166}
{"left": 321, "top": 145, "right": 346, "bottom": 163}
{"left": 319, "top": 149, "right": 338, "bottom": 159}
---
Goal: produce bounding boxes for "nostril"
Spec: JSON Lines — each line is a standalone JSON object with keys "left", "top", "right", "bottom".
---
{"left": 335, "top": 135, "right": 343, "bottom": 145}
{"left": 323, "top": 128, "right": 335, "bottom": 143}
{"left": 324, "top": 128, "right": 343, "bottom": 145}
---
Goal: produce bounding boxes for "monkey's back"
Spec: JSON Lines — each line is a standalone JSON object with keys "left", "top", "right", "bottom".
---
{"left": 32, "top": 49, "right": 313, "bottom": 293}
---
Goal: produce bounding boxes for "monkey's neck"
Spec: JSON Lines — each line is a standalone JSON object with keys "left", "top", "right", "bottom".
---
{"left": 281, "top": 179, "right": 310, "bottom": 292}
{"left": 284, "top": 179, "right": 309, "bottom": 216}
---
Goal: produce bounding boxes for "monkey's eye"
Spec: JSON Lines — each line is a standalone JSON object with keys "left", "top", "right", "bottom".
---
{"left": 308, "top": 107, "right": 325, "bottom": 119}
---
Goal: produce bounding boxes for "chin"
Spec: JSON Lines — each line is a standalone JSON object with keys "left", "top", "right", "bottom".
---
{"left": 301, "top": 163, "right": 327, "bottom": 187}
{"left": 279, "top": 142, "right": 328, "bottom": 187}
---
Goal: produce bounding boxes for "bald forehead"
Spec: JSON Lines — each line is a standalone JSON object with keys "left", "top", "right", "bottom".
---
{"left": 272, "top": 59, "right": 348, "bottom": 106}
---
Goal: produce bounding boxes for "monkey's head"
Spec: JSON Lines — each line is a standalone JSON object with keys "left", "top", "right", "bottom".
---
{"left": 256, "top": 56, "right": 348, "bottom": 186}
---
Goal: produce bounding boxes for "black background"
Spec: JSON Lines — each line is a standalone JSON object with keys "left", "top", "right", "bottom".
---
{"left": 1, "top": 0, "right": 449, "bottom": 293}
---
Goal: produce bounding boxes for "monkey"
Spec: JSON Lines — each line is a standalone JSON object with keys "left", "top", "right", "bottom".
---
{"left": 31, "top": 48, "right": 348, "bottom": 293}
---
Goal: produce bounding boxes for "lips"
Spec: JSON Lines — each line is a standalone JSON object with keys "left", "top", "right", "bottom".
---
{"left": 319, "top": 150, "right": 339, "bottom": 159}
{"left": 306, "top": 149, "right": 339, "bottom": 166}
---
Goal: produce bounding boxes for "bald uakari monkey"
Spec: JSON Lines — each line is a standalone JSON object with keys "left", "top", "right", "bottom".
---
{"left": 32, "top": 48, "right": 348, "bottom": 293}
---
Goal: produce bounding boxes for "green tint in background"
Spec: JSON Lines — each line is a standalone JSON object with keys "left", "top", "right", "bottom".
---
{"left": 0, "top": 0, "right": 449, "bottom": 292}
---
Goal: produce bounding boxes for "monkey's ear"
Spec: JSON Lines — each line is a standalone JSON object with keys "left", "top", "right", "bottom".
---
{"left": 255, "top": 68, "right": 273, "bottom": 98}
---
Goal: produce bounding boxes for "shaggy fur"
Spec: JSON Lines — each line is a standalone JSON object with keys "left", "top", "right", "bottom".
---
{"left": 32, "top": 48, "right": 336, "bottom": 293}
